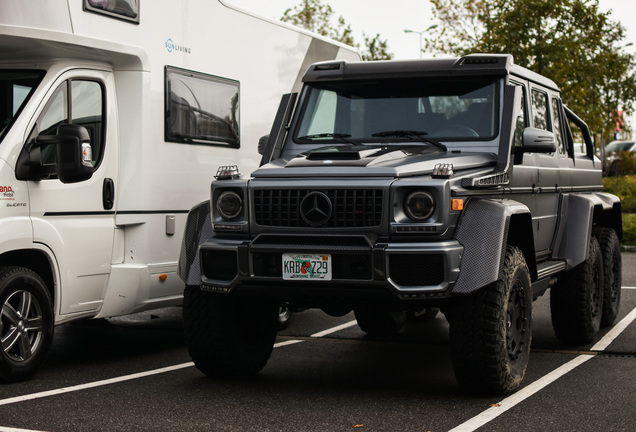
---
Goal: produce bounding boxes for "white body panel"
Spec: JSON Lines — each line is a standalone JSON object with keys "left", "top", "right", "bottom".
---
{"left": 0, "top": 0, "right": 359, "bottom": 324}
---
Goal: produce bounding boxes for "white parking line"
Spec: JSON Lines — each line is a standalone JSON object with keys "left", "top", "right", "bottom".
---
{"left": 0, "top": 320, "right": 359, "bottom": 409}
{"left": 0, "top": 363, "right": 194, "bottom": 407}
{"left": 1, "top": 302, "right": 634, "bottom": 432}
{"left": 311, "top": 320, "right": 358, "bottom": 338}
{"left": 0, "top": 428, "right": 48, "bottom": 432}
{"left": 448, "top": 305, "right": 636, "bottom": 432}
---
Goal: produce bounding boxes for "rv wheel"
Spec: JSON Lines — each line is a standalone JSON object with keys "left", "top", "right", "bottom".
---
{"left": 0, "top": 266, "right": 54, "bottom": 383}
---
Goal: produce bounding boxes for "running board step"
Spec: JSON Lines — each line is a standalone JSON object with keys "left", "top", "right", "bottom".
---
{"left": 536, "top": 260, "right": 567, "bottom": 280}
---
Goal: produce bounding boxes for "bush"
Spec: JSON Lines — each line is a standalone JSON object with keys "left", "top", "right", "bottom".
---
{"left": 621, "top": 214, "right": 636, "bottom": 246}
{"left": 606, "top": 151, "right": 636, "bottom": 177}
{"left": 603, "top": 175, "right": 636, "bottom": 213}
{"left": 603, "top": 175, "right": 636, "bottom": 245}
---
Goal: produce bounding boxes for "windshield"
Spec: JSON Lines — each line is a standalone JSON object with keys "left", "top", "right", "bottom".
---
{"left": 0, "top": 70, "right": 45, "bottom": 144}
{"left": 294, "top": 77, "right": 499, "bottom": 144}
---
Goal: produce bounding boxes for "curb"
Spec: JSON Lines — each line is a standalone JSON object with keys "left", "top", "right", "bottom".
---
{"left": 620, "top": 245, "right": 636, "bottom": 252}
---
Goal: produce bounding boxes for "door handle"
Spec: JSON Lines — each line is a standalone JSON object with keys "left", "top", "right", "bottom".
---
{"left": 103, "top": 178, "right": 115, "bottom": 210}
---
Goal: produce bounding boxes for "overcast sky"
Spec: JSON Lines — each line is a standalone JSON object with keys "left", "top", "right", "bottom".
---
{"left": 227, "top": 0, "right": 636, "bottom": 131}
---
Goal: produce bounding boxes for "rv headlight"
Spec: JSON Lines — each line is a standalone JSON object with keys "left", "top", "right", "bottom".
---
{"left": 405, "top": 191, "right": 435, "bottom": 221}
{"left": 217, "top": 191, "right": 243, "bottom": 220}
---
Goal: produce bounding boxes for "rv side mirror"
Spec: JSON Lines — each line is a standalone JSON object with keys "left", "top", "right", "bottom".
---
{"left": 258, "top": 135, "right": 269, "bottom": 155}
{"left": 519, "top": 127, "right": 557, "bottom": 153}
{"left": 51, "top": 124, "right": 94, "bottom": 183}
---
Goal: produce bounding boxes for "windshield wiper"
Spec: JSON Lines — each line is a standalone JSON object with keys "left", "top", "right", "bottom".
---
{"left": 297, "top": 132, "right": 355, "bottom": 144}
{"left": 371, "top": 130, "right": 447, "bottom": 152}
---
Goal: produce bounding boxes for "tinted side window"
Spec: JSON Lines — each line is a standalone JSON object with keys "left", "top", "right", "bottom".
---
{"left": 513, "top": 85, "right": 526, "bottom": 147}
{"left": 551, "top": 97, "right": 565, "bottom": 155}
{"left": 165, "top": 67, "right": 240, "bottom": 148}
{"left": 531, "top": 89, "right": 549, "bottom": 130}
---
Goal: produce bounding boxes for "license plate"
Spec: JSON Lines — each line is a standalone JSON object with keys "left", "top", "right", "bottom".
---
{"left": 282, "top": 253, "right": 332, "bottom": 280}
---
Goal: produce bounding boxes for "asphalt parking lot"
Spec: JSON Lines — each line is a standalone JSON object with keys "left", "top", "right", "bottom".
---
{"left": 1, "top": 254, "right": 635, "bottom": 432}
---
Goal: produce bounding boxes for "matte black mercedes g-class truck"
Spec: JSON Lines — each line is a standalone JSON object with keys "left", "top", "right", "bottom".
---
{"left": 178, "top": 54, "right": 622, "bottom": 395}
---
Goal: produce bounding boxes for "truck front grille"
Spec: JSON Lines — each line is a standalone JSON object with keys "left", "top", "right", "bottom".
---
{"left": 253, "top": 189, "right": 383, "bottom": 228}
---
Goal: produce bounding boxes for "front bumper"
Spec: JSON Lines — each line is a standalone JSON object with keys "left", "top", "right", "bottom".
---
{"left": 198, "top": 233, "right": 463, "bottom": 302}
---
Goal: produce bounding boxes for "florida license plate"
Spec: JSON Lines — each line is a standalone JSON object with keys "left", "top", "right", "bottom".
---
{"left": 282, "top": 253, "right": 332, "bottom": 280}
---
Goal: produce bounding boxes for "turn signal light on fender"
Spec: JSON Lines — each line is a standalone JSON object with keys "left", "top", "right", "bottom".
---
{"left": 451, "top": 199, "right": 464, "bottom": 211}
{"left": 159, "top": 273, "right": 168, "bottom": 282}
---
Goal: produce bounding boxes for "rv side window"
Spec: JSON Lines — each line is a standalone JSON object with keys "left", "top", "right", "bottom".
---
{"left": 0, "top": 70, "right": 45, "bottom": 145}
{"left": 84, "top": 0, "right": 140, "bottom": 23}
{"left": 36, "top": 79, "right": 105, "bottom": 170}
{"left": 165, "top": 67, "right": 240, "bottom": 148}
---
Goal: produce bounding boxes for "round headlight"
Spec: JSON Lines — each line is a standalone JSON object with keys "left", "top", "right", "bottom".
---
{"left": 217, "top": 191, "right": 243, "bottom": 220}
{"left": 405, "top": 191, "right": 435, "bottom": 221}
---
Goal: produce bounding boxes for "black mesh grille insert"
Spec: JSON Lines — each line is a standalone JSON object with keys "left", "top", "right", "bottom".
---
{"left": 253, "top": 189, "right": 383, "bottom": 227}
{"left": 201, "top": 250, "right": 237, "bottom": 281}
{"left": 388, "top": 254, "right": 444, "bottom": 286}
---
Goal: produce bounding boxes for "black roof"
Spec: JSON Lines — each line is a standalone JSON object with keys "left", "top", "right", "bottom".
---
{"left": 302, "top": 54, "right": 559, "bottom": 91}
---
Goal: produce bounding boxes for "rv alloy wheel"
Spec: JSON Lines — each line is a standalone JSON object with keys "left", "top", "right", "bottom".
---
{"left": 0, "top": 266, "right": 54, "bottom": 383}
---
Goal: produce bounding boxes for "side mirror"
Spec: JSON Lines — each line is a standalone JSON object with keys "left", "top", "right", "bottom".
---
{"left": 257, "top": 134, "right": 269, "bottom": 155}
{"left": 40, "top": 124, "right": 93, "bottom": 183}
{"left": 520, "top": 127, "right": 557, "bottom": 153}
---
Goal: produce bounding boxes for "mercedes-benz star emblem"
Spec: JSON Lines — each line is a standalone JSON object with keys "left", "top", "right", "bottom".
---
{"left": 300, "top": 192, "right": 332, "bottom": 226}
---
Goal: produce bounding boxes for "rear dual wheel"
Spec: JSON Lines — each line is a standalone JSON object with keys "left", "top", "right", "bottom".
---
{"left": 593, "top": 227, "right": 621, "bottom": 327}
{"left": 551, "top": 236, "right": 604, "bottom": 344}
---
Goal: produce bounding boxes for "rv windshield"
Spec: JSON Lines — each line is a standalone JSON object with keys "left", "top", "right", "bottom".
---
{"left": 295, "top": 77, "right": 499, "bottom": 144}
{"left": 0, "top": 70, "right": 45, "bottom": 145}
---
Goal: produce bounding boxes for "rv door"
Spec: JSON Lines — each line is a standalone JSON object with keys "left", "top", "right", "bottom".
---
{"left": 24, "top": 68, "right": 119, "bottom": 315}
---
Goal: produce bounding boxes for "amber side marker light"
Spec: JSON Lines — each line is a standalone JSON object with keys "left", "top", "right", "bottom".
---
{"left": 159, "top": 274, "right": 168, "bottom": 282}
{"left": 451, "top": 199, "right": 464, "bottom": 211}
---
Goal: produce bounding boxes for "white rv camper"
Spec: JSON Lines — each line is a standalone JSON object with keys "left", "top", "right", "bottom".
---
{"left": 0, "top": 0, "right": 359, "bottom": 382}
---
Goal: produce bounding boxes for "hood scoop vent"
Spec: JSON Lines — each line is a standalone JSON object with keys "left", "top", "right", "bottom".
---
{"left": 306, "top": 151, "right": 361, "bottom": 161}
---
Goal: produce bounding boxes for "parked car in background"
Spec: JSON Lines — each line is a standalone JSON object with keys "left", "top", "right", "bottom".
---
{"left": 605, "top": 140, "right": 636, "bottom": 176}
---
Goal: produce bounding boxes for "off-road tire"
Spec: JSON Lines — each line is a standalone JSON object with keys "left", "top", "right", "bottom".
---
{"left": 593, "top": 227, "right": 621, "bottom": 327}
{"left": 550, "top": 236, "right": 604, "bottom": 344}
{"left": 449, "top": 246, "right": 532, "bottom": 395}
{"left": 0, "top": 266, "right": 54, "bottom": 383}
{"left": 354, "top": 308, "right": 406, "bottom": 336}
{"left": 182, "top": 285, "right": 278, "bottom": 377}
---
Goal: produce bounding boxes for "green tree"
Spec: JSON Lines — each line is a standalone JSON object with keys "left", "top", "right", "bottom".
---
{"left": 281, "top": 0, "right": 393, "bottom": 60}
{"left": 425, "top": 0, "right": 636, "bottom": 147}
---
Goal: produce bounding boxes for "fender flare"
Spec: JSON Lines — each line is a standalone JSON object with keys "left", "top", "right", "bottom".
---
{"left": 452, "top": 198, "right": 535, "bottom": 294}
{"left": 177, "top": 200, "right": 212, "bottom": 285}
{"left": 553, "top": 192, "right": 622, "bottom": 269}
